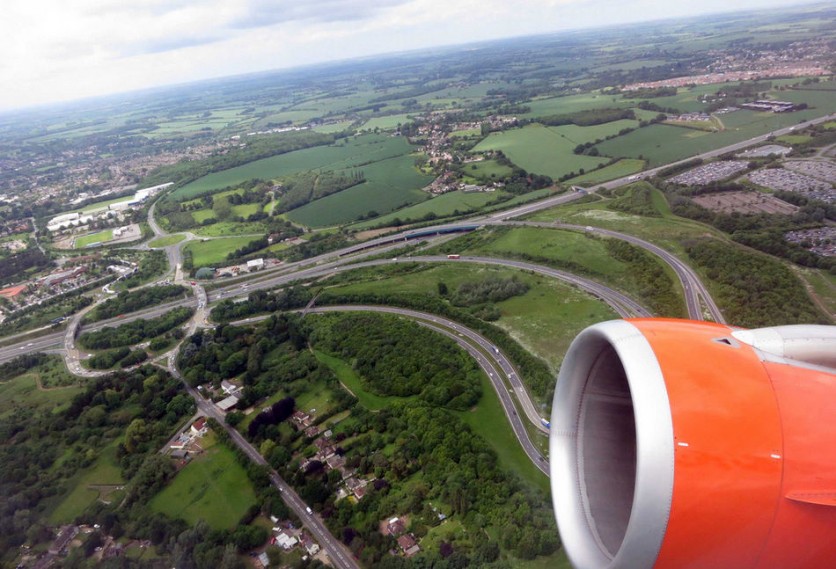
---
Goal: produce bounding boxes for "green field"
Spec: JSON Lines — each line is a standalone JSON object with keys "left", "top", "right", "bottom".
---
{"left": 181, "top": 188, "right": 243, "bottom": 208}
{"left": 172, "top": 134, "right": 426, "bottom": 200}
{"left": 464, "top": 159, "right": 515, "bottom": 181}
{"left": 550, "top": 119, "right": 639, "bottom": 144}
{"left": 286, "top": 154, "right": 432, "bottom": 227}
{"left": 359, "top": 113, "right": 414, "bottom": 131}
{"left": 351, "top": 189, "right": 503, "bottom": 230}
{"left": 321, "top": 263, "right": 614, "bottom": 373}
{"left": 473, "top": 124, "right": 609, "bottom": 179}
{"left": 776, "top": 134, "right": 814, "bottom": 145}
{"left": 193, "top": 221, "right": 268, "bottom": 237}
{"left": 314, "top": 350, "right": 396, "bottom": 411}
{"left": 568, "top": 158, "right": 645, "bottom": 184}
{"left": 184, "top": 236, "right": 261, "bottom": 266}
{"left": 526, "top": 190, "right": 724, "bottom": 256}
{"left": 455, "top": 367, "right": 549, "bottom": 494}
{"left": 149, "top": 234, "right": 186, "bottom": 248}
{"left": 74, "top": 229, "right": 114, "bottom": 248}
{"left": 149, "top": 435, "right": 257, "bottom": 530}
{"left": 474, "top": 226, "right": 628, "bottom": 276}
{"left": 521, "top": 93, "right": 635, "bottom": 119}
{"left": 311, "top": 121, "right": 354, "bottom": 133}
{"left": 0, "top": 366, "right": 82, "bottom": 419}
{"left": 310, "top": 338, "right": 547, "bottom": 492}
{"left": 190, "top": 203, "right": 262, "bottom": 225}
{"left": 51, "top": 442, "right": 125, "bottom": 524}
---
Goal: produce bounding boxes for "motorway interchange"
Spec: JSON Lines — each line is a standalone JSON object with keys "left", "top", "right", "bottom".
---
{"left": 6, "top": 118, "right": 832, "bottom": 568}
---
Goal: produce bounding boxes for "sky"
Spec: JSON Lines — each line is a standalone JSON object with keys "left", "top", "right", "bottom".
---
{"left": 0, "top": 0, "right": 815, "bottom": 112}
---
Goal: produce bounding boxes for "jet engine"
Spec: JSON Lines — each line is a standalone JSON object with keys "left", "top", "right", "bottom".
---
{"left": 550, "top": 318, "right": 836, "bottom": 569}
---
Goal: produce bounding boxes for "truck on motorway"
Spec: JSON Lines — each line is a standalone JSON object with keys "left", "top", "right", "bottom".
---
{"left": 447, "top": 254, "right": 461, "bottom": 259}
{"left": 541, "top": 418, "right": 551, "bottom": 429}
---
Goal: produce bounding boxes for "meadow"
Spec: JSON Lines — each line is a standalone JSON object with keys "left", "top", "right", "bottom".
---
{"left": 526, "top": 187, "right": 723, "bottom": 256}
{"left": 0, "top": 362, "right": 82, "bottom": 419}
{"left": 473, "top": 124, "right": 609, "bottom": 179}
{"left": 359, "top": 113, "right": 415, "bottom": 131}
{"left": 464, "top": 159, "right": 515, "bottom": 181}
{"left": 149, "top": 435, "right": 257, "bottom": 530}
{"left": 50, "top": 442, "right": 125, "bottom": 524}
{"left": 184, "top": 236, "right": 260, "bottom": 266}
{"left": 171, "top": 135, "right": 431, "bottom": 226}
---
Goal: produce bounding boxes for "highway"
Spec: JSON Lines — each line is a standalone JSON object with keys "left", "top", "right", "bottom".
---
{"left": 499, "top": 220, "right": 724, "bottom": 322}
{"left": 7, "top": 116, "right": 829, "bottom": 564}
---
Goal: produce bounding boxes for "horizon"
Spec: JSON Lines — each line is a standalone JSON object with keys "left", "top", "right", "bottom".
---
{"left": 0, "top": 0, "right": 823, "bottom": 114}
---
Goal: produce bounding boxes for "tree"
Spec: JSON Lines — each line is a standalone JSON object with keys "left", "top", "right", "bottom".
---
{"left": 213, "top": 197, "right": 233, "bottom": 221}
{"left": 124, "top": 418, "right": 148, "bottom": 453}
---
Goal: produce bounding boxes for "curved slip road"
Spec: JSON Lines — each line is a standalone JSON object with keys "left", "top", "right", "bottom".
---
{"left": 233, "top": 305, "right": 551, "bottom": 476}
{"left": 498, "top": 220, "right": 725, "bottom": 322}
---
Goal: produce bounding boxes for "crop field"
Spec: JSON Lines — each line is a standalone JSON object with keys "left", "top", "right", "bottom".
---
{"left": 184, "top": 236, "right": 259, "bottom": 266}
{"left": 74, "top": 229, "right": 114, "bottom": 248}
{"left": 522, "top": 93, "right": 635, "bottom": 118}
{"left": 550, "top": 119, "right": 639, "bottom": 145}
{"left": 172, "top": 134, "right": 424, "bottom": 200}
{"left": 568, "top": 159, "right": 645, "bottom": 184}
{"left": 464, "top": 159, "right": 515, "bottom": 181}
{"left": 149, "top": 436, "right": 257, "bottom": 530}
{"left": 359, "top": 113, "right": 414, "bottom": 131}
{"left": 595, "top": 123, "right": 753, "bottom": 166}
{"left": 312, "top": 121, "right": 354, "bottom": 133}
{"left": 286, "top": 154, "right": 432, "bottom": 227}
{"left": 472, "top": 124, "right": 609, "bottom": 179}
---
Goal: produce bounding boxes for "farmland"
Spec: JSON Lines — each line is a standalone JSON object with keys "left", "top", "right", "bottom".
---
{"left": 350, "top": 189, "right": 504, "bottom": 230}
{"left": 172, "top": 134, "right": 425, "bottom": 200}
{"left": 286, "top": 154, "right": 431, "bottom": 227}
{"left": 473, "top": 124, "right": 609, "bottom": 179}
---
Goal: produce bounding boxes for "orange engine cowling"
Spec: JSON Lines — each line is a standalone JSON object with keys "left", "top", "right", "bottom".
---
{"left": 550, "top": 318, "right": 836, "bottom": 569}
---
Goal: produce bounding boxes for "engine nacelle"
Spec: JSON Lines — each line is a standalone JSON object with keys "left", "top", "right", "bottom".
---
{"left": 551, "top": 318, "right": 836, "bottom": 569}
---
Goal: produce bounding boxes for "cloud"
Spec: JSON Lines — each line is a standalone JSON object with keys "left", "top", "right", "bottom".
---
{"left": 228, "top": 0, "right": 413, "bottom": 29}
